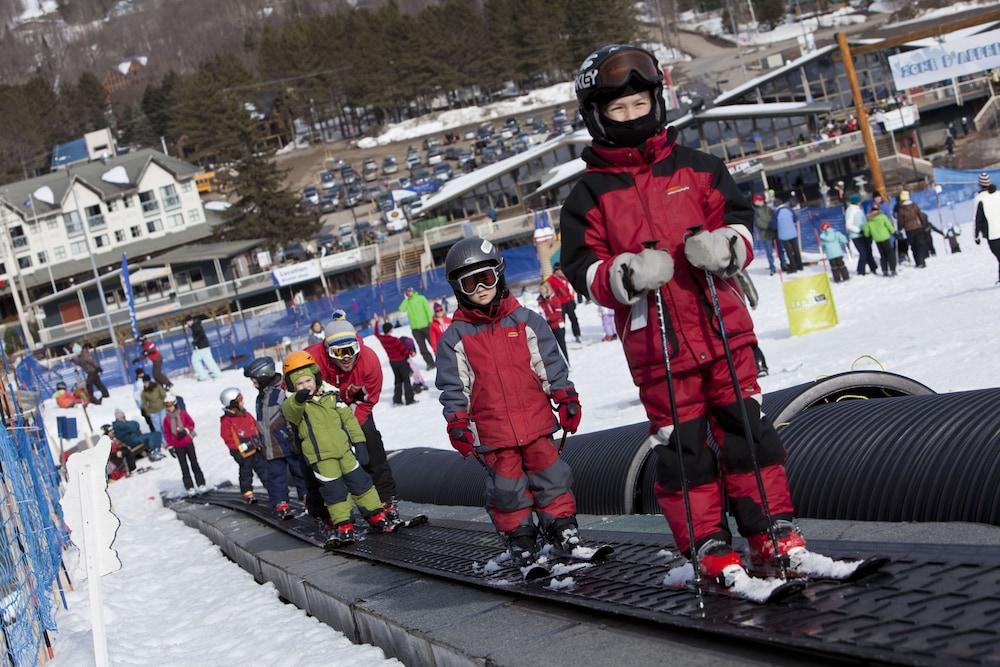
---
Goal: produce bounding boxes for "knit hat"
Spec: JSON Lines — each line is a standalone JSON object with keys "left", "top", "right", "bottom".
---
{"left": 433, "top": 302, "right": 445, "bottom": 312}
{"left": 820, "top": 222, "right": 831, "bottom": 230}
{"left": 849, "top": 193, "right": 861, "bottom": 204}
{"left": 288, "top": 365, "right": 319, "bottom": 386}
{"left": 323, "top": 319, "right": 356, "bottom": 346}
{"left": 979, "top": 171, "right": 992, "bottom": 188}
{"left": 899, "top": 190, "right": 910, "bottom": 202}
{"left": 114, "top": 408, "right": 125, "bottom": 418}
{"left": 752, "top": 194, "right": 764, "bottom": 203}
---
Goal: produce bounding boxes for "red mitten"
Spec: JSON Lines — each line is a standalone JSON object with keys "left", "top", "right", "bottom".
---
{"left": 551, "top": 388, "right": 582, "bottom": 434}
{"left": 447, "top": 413, "right": 476, "bottom": 457}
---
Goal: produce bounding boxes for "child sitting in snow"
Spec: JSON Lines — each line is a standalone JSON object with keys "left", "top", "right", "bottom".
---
{"left": 280, "top": 350, "right": 392, "bottom": 548}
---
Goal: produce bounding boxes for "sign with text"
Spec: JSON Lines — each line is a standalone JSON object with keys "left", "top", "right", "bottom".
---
{"left": 888, "top": 28, "right": 1000, "bottom": 89}
{"left": 271, "top": 261, "right": 321, "bottom": 287}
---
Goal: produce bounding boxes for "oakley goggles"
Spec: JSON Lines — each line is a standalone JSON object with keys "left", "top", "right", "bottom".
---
{"left": 327, "top": 339, "right": 360, "bottom": 360}
{"left": 591, "top": 49, "right": 660, "bottom": 92}
{"left": 456, "top": 265, "right": 500, "bottom": 295}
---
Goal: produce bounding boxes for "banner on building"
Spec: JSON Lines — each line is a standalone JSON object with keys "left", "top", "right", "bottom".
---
{"left": 783, "top": 272, "right": 838, "bottom": 336}
{"left": 888, "top": 28, "right": 1000, "bottom": 89}
{"left": 119, "top": 253, "right": 140, "bottom": 339}
{"left": 271, "top": 261, "right": 322, "bottom": 287}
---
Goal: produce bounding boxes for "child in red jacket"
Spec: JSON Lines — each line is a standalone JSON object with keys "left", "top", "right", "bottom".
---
{"left": 374, "top": 320, "right": 416, "bottom": 406}
{"left": 537, "top": 280, "right": 568, "bottom": 362}
{"left": 162, "top": 393, "right": 206, "bottom": 495}
{"left": 218, "top": 387, "right": 268, "bottom": 503}
{"left": 436, "top": 238, "right": 583, "bottom": 568}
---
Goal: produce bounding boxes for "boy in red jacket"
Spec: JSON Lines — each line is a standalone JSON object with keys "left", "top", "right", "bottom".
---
{"left": 435, "top": 237, "right": 583, "bottom": 567}
{"left": 559, "top": 44, "right": 812, "bottom": 587}
{"left": 537, "top": 280, "right": 568, "bottom": 362}
{"left": 374, "top": 320, "right": 416, "bottom": 406}
{"left": 162, "top": 393, "right": 206, "bottom": 495}
{"left": 218, "top": 387, "right": 268, "bottom": 504}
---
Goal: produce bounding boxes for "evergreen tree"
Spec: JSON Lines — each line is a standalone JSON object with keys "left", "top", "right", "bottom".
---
{"left": 754, "top": 0, "right": 785, "bottom": 29}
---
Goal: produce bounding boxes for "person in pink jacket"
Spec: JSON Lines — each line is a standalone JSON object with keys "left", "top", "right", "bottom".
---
{"left": 162, "top": 393, "right": 206, "bottom": 495}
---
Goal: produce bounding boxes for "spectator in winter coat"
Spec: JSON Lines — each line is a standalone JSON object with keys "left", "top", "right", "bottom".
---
{"left": 218, "top": 388, "right": 269, "bottom": 504}
{"left": 184, "top": 315, "right": 221, "bottom": 381}
{"left": 546, "top": 264, "right": 581, "bottom": 342}
{"left": 398, "top": 287, "right": 435, "bottom": 369}
{"left": 132, "top": 369, "right": 156, "bottom": 431}
{"left": 245, "top": 358, "right": 307, "bottom": 519}
{"left": 863, "top": 205, "right": 898, "bottom": 276}
{"left": 896, "top": 191, "right": 930, "bottom": 268}
{"left": 140, "top": 378, "right": 168, "bottom": 434}
{"left": 53, "top": 381, "right": 85, "bottom": 408}
{"left": 375, "top": 320, "right": 416, "bottom": 405}
{"left": 102, "top": 424, "right": 136, "bottom": 479}
{"left": 437, "top": 238, "right": 582, "bottom": 566}
{"left": 305, "top": 319, "right": 400, "bottom": 522}
{"left": 775, "top": 198, "right": 803, "bottom": 272}
{"left": 162, "top": 394, "right": 206, "bottom": 494}
{"left": 72, "top": 343, "right": 107, "bottom": 404}
{"left": 537, "top": 280, "right": 569, "bottom": 362}
{"left": 134, "top": 336, "right": 172, "bottom": 389}
{"left": 819, "top": 222, "right": 851, "bottom": 282}
{"left": 307, "top": 320, "right": 326, "bottom": 346}
{"left": 280, "top": 351, "right": 391, "bottom": 546}
{"left": 752, "top": 194, "right": 778, "bottom": 275}
{"left": 559, "top": 44, "right": 811, "bottom": 582}
{"left": 845, "top": 193, "right": 877, "bottom": 276}
{"left": 428, "top": 302, "right": 452, "bottom": 353}
{"left": 974, "top": 183, "right": 1000, "bottom": 283}
{"left": 112, "top": 408, "right": 165, "bottom": 460}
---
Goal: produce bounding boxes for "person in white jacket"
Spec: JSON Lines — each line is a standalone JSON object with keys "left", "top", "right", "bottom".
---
{"left": 974, "top": 183, "right": 1000, "bottom": 284}
{"left": 845, "top": 193, "right": 877, "bottom": 275}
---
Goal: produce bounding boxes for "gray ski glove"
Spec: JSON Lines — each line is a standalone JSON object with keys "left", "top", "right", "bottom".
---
{"left": 609, "top": 249, "right": 674, "bottom": 305}
{"left": 684, "top": 228, "right": 747, "bottom": 277}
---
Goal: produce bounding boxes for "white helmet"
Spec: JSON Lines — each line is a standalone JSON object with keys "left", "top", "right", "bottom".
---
{"left": 219, "top": 387, "right": 241, "bottom": 407}
{"left": 164, "top": 393, "right": 178, "bottom": 405}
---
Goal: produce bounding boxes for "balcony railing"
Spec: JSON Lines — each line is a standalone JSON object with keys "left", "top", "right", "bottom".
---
{"left": 163, "top": 195, "right": 181, "bottom": 210}
{"left": 87, "top": 213, "right": 106, "bottom": 229}
{"left": 141, "top": 199, "right": 160, "bottom": 216}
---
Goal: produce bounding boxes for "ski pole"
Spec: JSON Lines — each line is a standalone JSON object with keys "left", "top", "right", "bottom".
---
{"left": 688, "top": 228, "right": 787, "bottom": 579}
{"left": 642, "top": 241, "right": 703, "bottom": 604}
{"left": 558, "top": 429, "right": 568, "bottom": 455}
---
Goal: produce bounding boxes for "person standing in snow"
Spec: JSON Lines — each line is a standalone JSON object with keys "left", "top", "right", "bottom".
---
{"left": 537, "top": 280, "right": 569, "bottom": 362}
{"left": 184, "top": 314, "right": 222, "bottom": 381}
{"left": 775, "top": 195, "right": 803, "bottom": 273}
{"left": 140, "top": 376, "right": 168, "bottom": 434}
{"left": 546, "top": 264, "right": 582, "bottom": 342}
{"left": 864, "top": 203, "right": 898, "bottom": 277}
{"left": 896, "top": 191, "right": 930, "bottom": 269}
{"left": 307, "top": 320, "right": 326, "bottom": 346}
{"left": 219, "top": 387, "right": 269, "bottom": 505}
{"left": 436, "top": 237, "right": 583, "bottom": 567}
{"left": 374, "top": 320, "right": 416, "bottom": 406}
{"left": 751, "top": 194, "right": 778, "bottom": 275}
{"left": 161, "top": 393, "right": 207, "bottom": 495}
{"left": 72, "top": 343, "right": 107, "bottom": 405}
{"left": 559, "top": 44, "right": 815, "bottom": 585}
{"left": 974, "top": 182, "right": 1000, "bottom": 284}
{"left": 428, "top": 302, "right": 452, "bottom": 353}
{"left": 819, "top": 222, "right": 851, "bottom": 282}
{"left": 134, "top": 335, "right": 172, "bottom": 390}
{"left": 599, "top": 305, "right": 617, "bottom": 341}
{"left": 845, "top": 193, "right": 877, "bottom": 275}
{"left": 398, "top": 287, "right": 436, "bottom": 369}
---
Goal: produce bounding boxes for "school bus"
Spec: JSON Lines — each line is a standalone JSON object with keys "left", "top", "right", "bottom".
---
{"left": 195, "top": 171, "right": 219, "bottom": 194}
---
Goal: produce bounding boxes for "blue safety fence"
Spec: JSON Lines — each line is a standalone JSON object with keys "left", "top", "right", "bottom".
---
{"left": 16, "top": 245, "right": 544, "bottom": 395}
{"left": 0, "top": 347, "right": 67, "bottom": 665}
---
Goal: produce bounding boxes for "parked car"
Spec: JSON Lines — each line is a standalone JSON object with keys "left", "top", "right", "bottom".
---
{"left": 406, "top": 154, "right": 422, "bottom": 170}
{"left": 362, "top": 159, "right": 379, "bottom": 182}
{"left": 381, "top": 155, "right": 399, "bottom": 175}
{"left": 463, "top": 129, "right": 476, "bottom": 141}
{"left": 302, "top": 185, "right": 320, "bottom": 207}
{"left": 432, "top": 163, "right": 453, "bottom": 181}
{"left": 319, "top": 170, "right": 337, "bottom": 191}
{"left": 340, "top": 164, "right": 358, "bottom": 185}
{"left": 319, "top": 189, "right": 342, "bottom": 213}
{"left": 444, "top": 147, "right": 462, "bottom": 162}
{"left": 422, "top": 136, "right": 442, "bottom": 151}
{"left": 338, "top": 223, "right": 358, "bottom": 249}
{"left": 426, "top": 147, "right": 444, "bottom": 165}
{"left": 344, "top": 184, "right": 364, "bottom": 208}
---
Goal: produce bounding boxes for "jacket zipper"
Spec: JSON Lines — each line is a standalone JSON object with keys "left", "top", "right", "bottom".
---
{"left": 301, "top": 410, "right": 323, "bottom": 462}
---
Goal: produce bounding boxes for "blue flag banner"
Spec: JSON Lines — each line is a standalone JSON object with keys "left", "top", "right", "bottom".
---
{"left": 120, "top": 253, "right": 140, "bottom": 339}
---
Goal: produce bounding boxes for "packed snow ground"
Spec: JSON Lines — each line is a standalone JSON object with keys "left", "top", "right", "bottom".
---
{"left": 45, "top": 217, "right": 1000, "bottom": 664}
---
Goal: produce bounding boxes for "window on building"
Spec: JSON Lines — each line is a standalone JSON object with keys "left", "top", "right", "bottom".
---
{"left": 94, "top": 234, "right": 109, "bottom": 248}
{"left": 37, "top": 251, "right": 47, "bottom": 265}
{"left": 114, "top": 229, "right": 126, "bottom": 242}
{"left": 64, "top": 211, "right": 83, "bottom": 236}
{"left": 174, "top": 268, "right": 204, "bottom": 293}
{"left": 46, "top": 217, "right": 59, "bottom": 230}
{"left": 180, "top": 180, "right": 194, "bottom": 193}
{"left": 86, "top": 204, "right": 105, "bottom": 229}
{"left": 70, "top": 241, "right": 87, "bottom": 255}
{"left": 138, "top": 190, "right": 159, "bottom": 215}
{"left": 53, "top": 246, "right": 66, "bottom": 260}
{"left": 187, "top": 208, "right": 203, "bottom": 223}
{"left": 130, "top": 225, "right": 142, "bottom": 239}
{"left": 107, "top": 200, "right": 119, "bottom": 213}
{"left": 160, "top": 184, "right": 181, "bottom": 209}
{"left": 17, "top": 255, "right": 32, "bottom": 269}
{"left": 146, "top": 219, "right": 163, "bottom": 233}
{"left": 168, "top": 213, "right": 184, "bottom": 228}
{"left": 122, "top": 196, "right": 134, "bottom": 208}
{"left": 10, "top": 225, "right": 27, "bottom": 249}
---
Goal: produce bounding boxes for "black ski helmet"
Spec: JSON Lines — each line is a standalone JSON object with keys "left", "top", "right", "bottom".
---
{"left": 575, "top": 44, "right": 667, "bottom": 146}
{"left": 243, "top": 356, "right": 276, "bottom": 381}
{"left": 444, "top": 237, "right": 508, "bottom": 308}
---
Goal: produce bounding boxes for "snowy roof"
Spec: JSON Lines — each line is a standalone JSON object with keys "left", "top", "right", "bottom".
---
{"left": 713, "top": 45, "right": 837, "bottom": 106}
{"left": 140, "top": 239, "right": 264, "bottom": 266}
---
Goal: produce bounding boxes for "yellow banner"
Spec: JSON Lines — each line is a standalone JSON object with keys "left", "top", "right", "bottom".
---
{"left": 783, "top": 272, "right": 838, "bottom": 336}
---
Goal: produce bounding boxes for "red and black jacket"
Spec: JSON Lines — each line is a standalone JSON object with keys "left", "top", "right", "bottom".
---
{"left": 559, "top": 127, "right": 756, "bottom": 384}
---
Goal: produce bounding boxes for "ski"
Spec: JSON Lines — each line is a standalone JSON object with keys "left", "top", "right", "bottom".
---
{"left": 520, "top": 560, "right": 551, "bottom": 582}
{"left": 396, "top": 514, "right": 429, "bottom": 530}
{"left": 752, "top": 551, "right": 890, "bottom": 583}
{"left": 323, "top": 535, "right": 355, "bottom": 551}
{"left": 665, "top": 563, "right": 806, "bottom": 604}
{"left": 551, "top": 543, "right": 614, "bottom": 563}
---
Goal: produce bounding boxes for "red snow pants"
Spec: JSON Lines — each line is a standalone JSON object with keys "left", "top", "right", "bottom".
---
{"left": 482, "top": 436, "right": 577, "bottom": 534}
{"left": 640, "top": 346, "right": 794, "bottom": 555}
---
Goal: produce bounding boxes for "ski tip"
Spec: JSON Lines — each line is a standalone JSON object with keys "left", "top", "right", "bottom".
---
{"left": 767, "top": 579, "right": 807, "bottom": 603}
{"left": 522, "top": 564, "right": 550, "bottom": 582}
{"left": 846, "top": 555, "right": 891, "bottom": 582}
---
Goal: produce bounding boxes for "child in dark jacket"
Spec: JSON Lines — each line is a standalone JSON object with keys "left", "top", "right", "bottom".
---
{"left": 162, "top": 393, "right": 206, "bottom": 494}
{"left": 375, "top": 320, "right": 416, "bottom": 405}
{"left": 219, "top": 387, "right": 269, "bottom": 504}
{"left": 280, "top": 350, "right": 391, "bottom": 548}
{"left": 436, "top": 238, "right": 583, "bottom": 567}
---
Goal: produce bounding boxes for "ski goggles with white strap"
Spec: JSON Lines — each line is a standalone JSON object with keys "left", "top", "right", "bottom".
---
{"left": 326, "top": 339, "right": 359, "bottom": 360}
{"left": 455, "top": 265, "right": 501, "bottom": 295}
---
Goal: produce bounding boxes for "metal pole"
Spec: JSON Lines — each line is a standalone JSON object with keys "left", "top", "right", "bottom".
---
{"left": 0, "top": 199, "right": 37, "bottom": 350}
{"left": 836, "top": 33, "right": 886, "bottom": 199}
{"left": 66, "top": 170, "right": 128, "bottom": 383}
{"left": 27, "top": 192, "right": 57, "bottom": 294}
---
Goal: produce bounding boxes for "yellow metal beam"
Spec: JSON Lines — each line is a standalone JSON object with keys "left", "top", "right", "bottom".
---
{"left": 836, "top": 32, "right": 886, "bottom": 198}
{"left": 835, "top": 8, "right": 1000, "bottom": 58}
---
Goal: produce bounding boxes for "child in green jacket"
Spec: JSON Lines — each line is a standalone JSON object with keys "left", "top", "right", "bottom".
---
{"left": 280, "top": 350, "right": 392, "bottom": 548}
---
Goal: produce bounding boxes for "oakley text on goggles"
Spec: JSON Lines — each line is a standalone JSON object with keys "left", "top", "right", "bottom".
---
{"left": 456, "top": 265, "right": 500, "bottom": 295}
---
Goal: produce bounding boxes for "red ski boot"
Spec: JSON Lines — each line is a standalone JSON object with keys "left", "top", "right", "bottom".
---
{"left": 366, "top": 509, "right": 395, "bottom": 534}
{"left": 747, "top": 520, "right": 806, "bottom": 571}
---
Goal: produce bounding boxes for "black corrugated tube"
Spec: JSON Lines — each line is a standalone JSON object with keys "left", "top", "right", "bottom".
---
{"left": 781, "top": 389, "right": 1000, "bottom": 525}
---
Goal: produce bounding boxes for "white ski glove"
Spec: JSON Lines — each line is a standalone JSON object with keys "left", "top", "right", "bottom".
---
{"left": 608, "top": 249, "right": 674, "bottom": 305}
{"left": 684, "top": 228, "right": 747, "bottom": 277}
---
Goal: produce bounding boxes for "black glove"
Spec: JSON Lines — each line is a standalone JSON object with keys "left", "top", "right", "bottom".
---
{"left": 168, "top": 446, "right": 177, "bottom": 458}
{"left": 294, "top": 389, "right": 311, "bottom": 404}
{"left": 176, "top": 428, "right": 188, "bottom": 438}
{"left": 975, "top": 237, "right": 982, "bottom": 245}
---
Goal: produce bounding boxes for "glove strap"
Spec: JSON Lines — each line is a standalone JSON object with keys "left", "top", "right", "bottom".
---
{"left": 725, "top": 234, "right": 739, "bottom": 276}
